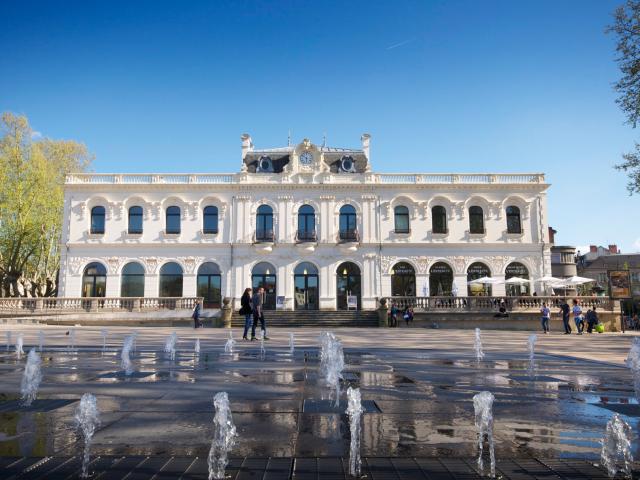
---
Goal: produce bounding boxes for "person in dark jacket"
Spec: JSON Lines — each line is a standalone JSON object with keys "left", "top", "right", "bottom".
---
{"left": 239, "top": 288, "right": 253, "bottom": 340}
{"left": 586, "top": 307, "right": 599, "bottom": 334}
{"left": 192, "top": 300, "right": 202, "bottom": 329}
{"left": 558, "top": 299, "right": 571, "bottom": 334}
{"left": 251, "top": 287, "right": 269, "bottom": 340}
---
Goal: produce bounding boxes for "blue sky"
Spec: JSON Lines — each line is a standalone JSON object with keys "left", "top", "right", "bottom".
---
{"left": 1, "top": 0, "right": 639, "bottom": 252}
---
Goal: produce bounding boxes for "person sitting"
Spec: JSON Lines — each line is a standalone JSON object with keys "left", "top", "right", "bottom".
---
{"left": 494, "top": 301, "right": 509, "bottom": 318}
{"left": 585, "top": 307, "right": 598, "bottom": 334}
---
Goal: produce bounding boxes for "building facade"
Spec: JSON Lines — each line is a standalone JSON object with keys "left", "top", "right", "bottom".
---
{"left": 59, "top": 134, "right": 552, "bottom": 310}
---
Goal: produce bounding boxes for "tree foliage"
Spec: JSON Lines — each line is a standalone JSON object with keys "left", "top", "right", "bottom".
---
{"left": 609, "top": 0, "right": 640, "bottom": 194}
{"left": 0, "top": 112, "right": 92, "bottom": 297}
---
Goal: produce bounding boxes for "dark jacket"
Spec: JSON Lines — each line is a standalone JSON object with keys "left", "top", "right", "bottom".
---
{"left": 252, "top": 292, "right": 263, "bottom": 318}
{"left": 239, "top": 293, "right": 253, "bottom": 315}
{"left": 192, "top": 303, "right": 201, "bottom": 319}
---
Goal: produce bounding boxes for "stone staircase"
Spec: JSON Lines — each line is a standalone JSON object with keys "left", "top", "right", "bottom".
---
{"left": 231, "top": 309, "right": 379, "bottom": 328}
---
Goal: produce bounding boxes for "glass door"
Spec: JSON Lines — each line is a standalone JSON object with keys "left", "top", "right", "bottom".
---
{"left": 295, "top": 274, "right": 319, "bottom": 310}
{"left": 252, "top": 274, "right": 277, "bottom": 310}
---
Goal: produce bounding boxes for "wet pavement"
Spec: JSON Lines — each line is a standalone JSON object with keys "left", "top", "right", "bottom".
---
{"left": 0, "top": 326, "right": 639, "bottom": 478}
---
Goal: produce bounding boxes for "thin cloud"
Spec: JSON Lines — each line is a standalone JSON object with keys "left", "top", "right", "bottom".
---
{"left": 30, "top": 131, "right": 42, "bottom": 140}
{"left": 386, "top": 38, "right": 416, "bottom": 50}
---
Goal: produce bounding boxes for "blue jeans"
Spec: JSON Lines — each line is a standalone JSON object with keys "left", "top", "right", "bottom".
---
{"left": 242, "top": 314, "right": 252, "bottom": 338}
{"left": 541, "top": 317, "right": 549, "bottom": 332}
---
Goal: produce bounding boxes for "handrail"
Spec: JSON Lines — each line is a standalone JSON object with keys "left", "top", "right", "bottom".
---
{"left": 0, "top": 297, "right": 203, "bottom": 312}
{"left": 382, "top": 296, "right": 614, "bottom": 312}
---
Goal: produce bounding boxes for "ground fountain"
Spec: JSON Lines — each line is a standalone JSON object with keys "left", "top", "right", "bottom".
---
{"left": 473, "top": 391, "right": 496, "bottom": 478}
{"left": 120, "top": 335, "right": 135, "bottom": 376}
{"left": 75, "top": 393, "right": 100, "bottom": 479}
{"left": 289, "top": 332, "right": 295, "bottom": 354}
{"left": 131, "top": 329, "right": 138, "bottom": 353}
{"left": 527, "top": 334, "right": 537, "bottom": 376}
{"left": 15, "top": 333, "right": 24, "bottom": 359}
{"left": 207, "top": 392, "right": 237, "bottom": 480}
{"left": 100, "top": 329, "right": 108, "bottom": 352}
{"left": 320, "top": 332, "right": 345, "bottom": 407}
{"left": 38, "top": 330, "right": 44, "bottom": 352}
{"left": 474, "top": 328, "right": 484, "bottom": 362}
{"left": 6, "top": 331, "right": 11, "bottom": 352}
{"left": 68, "top": 328, "right": 76, "bottom": 352}
{"left": 260, "top": 337, "right": 265, "bottom": 359}
{"left": 224, "top": 336, "right": 235, "bottom": 354}
{"left": 195, "top": 338, "right": 201, "bottom": 355}
{"left": 626, "top": 338, "right": 640, "bottom": 400}
{"left": 164, "top": 332, "right": 177, "bottom": 361}
{"left": 20, "top": 349, "right": 42, "bottom": 407}
{"left": 346, "top": 386, "right": 364, "bottom": 477}
{"left": 600, "top": 413, "right": 633, "bottom": 478}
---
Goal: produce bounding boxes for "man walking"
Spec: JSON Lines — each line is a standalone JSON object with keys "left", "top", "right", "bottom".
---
{"left": 540, "top": 302, "right": 550, "bottom": 334}
{"left": 559, "top": 299, "right": 571, "bottom": 334}
{"left": 192, "top": 299, "right": 202, "bottom": 329}
{"left": 251, "top": 287, "right": 269, "bottom": 341}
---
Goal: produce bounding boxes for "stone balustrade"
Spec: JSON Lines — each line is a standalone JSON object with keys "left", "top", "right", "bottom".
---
{"left": 0, "top": 297, "right": 202, "bottom": 313}
{"left": 382, "top": 296, "right": 615, "bottom": 312}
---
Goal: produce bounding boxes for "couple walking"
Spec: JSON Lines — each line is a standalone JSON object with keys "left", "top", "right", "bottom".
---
{"left": 239, "top": 287, "right": 270, "bottom": 340}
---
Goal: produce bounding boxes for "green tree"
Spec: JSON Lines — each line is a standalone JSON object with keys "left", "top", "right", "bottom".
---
{"left": 0, "top": 112, "right": 92, "bottom": 297}
{"left": 609, "top": 0, "right": 640, "bottom": 194}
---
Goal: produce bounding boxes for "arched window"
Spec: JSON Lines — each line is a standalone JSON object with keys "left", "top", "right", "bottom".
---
{"left": 429, "top": 262, "right": 453, "bottom": 296}
{"left": 505, "top": 262, "right": 530, "bottom": 296}
{"left": 197, "top": 262, "right": 221, "bottom": 308}
{"left": 121, "top": 262, "right": 145, "bottom": 297}
{"left": 159, "top": 262, "right": 183, "bottom": 297}
{"left": 203, "top": 206, "right": 219, "bottom": 234}
{"left": 469, "top": 206, "right": 484, "bottom": 234}
{"left": 297, "top": 205, "right": 316, "bottom": 241}
{"left": 391, "top": 262, "right": 416, "bottom": 296}
{"left": 128, "top": 206, "right": 143, "bottom": 234}
{"left": 252, "top": 262, "right": 276, "bottom": 309}
{"left": 256, "top": 205, "right": 274, "bottom": 241}
{"left": 336, "top": 262, "right": 361, "bottom": 309}
{"left": 166, "top": 206, "right": 181, "bottom": 234}
{"left": 90, "top": 206, "right": 105, "bottom": 234}
{"left": 294, "top": 262, "right": 319, "bottom": 310}
{"left": 82, "top": 262, "right": 106, "bottom": 297}
{"left": 394, "top": 206, "right": 410, "bottom": 234}
{"left": 431, "top": 206, "right": 447, "bottom": 234}
{"left": 339, "top": 205, "right": 358, "bottom": 241}
{"left": 467, "top": 262, "right": 491, "bottom": 296}
{"left": 506, "top": 206, "right": 522, "bottom": 234}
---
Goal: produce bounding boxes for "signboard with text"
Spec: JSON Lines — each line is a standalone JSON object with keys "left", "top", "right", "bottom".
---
{"left": 347, "top": 295, "right": 358, "bottom": 310}
{"left": 609, "top": 270, "right": 631, "bottom": 299}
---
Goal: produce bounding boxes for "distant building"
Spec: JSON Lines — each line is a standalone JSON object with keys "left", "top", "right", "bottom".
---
{"left": 548, "top": 227, "right": 577, "bottom": 280}
{"left": 577, "top": 253, "right": 640, "bottom": 298}
{"left": 579, "top": 244, "right": 621, "bottom": 262}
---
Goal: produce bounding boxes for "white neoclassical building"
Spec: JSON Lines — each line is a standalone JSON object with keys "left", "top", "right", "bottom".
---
{"left": 59, "top": 134, "right": 552, "bottom": 311}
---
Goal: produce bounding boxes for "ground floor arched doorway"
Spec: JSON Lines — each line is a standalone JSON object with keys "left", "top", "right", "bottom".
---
{"left": 429, "top": 262, "right": 453, "bottom": 296}
{"left": 197, "top": 262, "right": 222, "bottom": 308}
{"left": 294, "top": 262, "right": 319, "bottom": 310}
{"left": 252, "top": 262, "right": 277, "bottom": 310}
{"left": 391, "top": 262, "right": 416, "bottom": 297}
{"left": 337, "top": 262, "right": 361, "bottom": 310}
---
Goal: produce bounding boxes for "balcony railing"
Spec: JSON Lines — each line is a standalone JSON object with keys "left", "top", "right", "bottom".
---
{"left": 296, "top": 230, "right": 317, "bottom": 243}
{"left": 338, "top": 229, "right": 360, "bottom": 243}
{"left": 382, "top": 296, "right": 615, "bottom": 312}
{"left": 0, "top": 297, "right": 203, "bottom": 313}
{"left": 254, "top": 229, "right": 275, "bottom": 243}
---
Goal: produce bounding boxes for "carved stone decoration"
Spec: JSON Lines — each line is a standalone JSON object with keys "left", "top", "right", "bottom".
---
{"left": 142, "top": 257, "right": 160, "bottom": 274}
{"left": 67, "top": 257, "right": 85, "bottom": 275}
{"left": 73, "top": 202, "right": 86, "bottom": 220}
{"left": 522, "top": 203, "right": 530, "bottom": 220}
{"left": 454, "top": 202, "right": 465, "bottom": 219}
{"left": 380, "top": 202, "right": 391, "bottom": 220}
{"left": 111, "top": 202, "right": 124, "bottom": 221}
{"left": 106, "top": 256, "right": 123, "bottom": 275}
{"left": 411, "top": 256, "right": 430, "bottom": 274}
{"left": 219, "top": 204, "right": 228, "bottom": 220}
{"left": 379, "top": 255, "right": 395, "bottom": 274}
{"left": 484, "top": 255, "right": 511, "bottom": 274}
{"left": 189, "top": 202, "right": 199, "bottom": 220}
{"left": 452, "top": 256, "right": 466, "bottom": 274}
{"left": 181, "top": 256, "right": 201, "bottom": 274}
{"left": 491, "top": 202, "right": 503, "bottom": 219}
{"left": 151, "top": 202, "right": 161, "bottom": 221}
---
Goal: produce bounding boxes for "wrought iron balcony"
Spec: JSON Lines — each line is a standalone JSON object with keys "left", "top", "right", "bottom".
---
{"left": 254, "top": 229, "right": 275, "bottom": 243}
{"left": 338, "top": 229, "right": 360, "bottom": 243}
{"left": 296, "top": 230, "right": 317, "bottom": 243}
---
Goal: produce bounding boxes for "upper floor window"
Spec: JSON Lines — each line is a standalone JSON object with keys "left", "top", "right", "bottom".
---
{"left": 166, "top": 206, "right": 181, "bottom": 234}
{"left": 394, "top": 206, "right": 410, "bottom": 233}
{"left": 469, "top": 206, "right": 484, "bottom": 234}
{"left": 128, "top": 206, "right": 143, "bottom": 234}
{"left": 431, "top": 206, "right": 447, "bottom": 234}
{"left": 203, "top": 206, "right": 219, "bottom": 234}
{"left": 339, "top": 205, "right": 358, "bottom": 241}
{"left": 256, "top": 205, "right": 274, "bottom": 241}
{"left": 506, "top": 206, "right": 522, "bottom": 234}
{"left": 90, "top": 206, "right": 105, "bottom": 234}
{"left": 297, "top": 204, "right": 316, "bottom": 241}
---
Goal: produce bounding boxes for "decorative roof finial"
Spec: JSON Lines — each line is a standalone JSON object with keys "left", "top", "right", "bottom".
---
{"left": 322, "top": 132, "right": 326, "bottom": 148}
{"left": 287, "top": 129, "right": 291, "bottom": 147}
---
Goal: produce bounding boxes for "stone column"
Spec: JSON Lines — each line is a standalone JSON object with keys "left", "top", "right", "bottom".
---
{"left": 183, "top": 273, "right": 197, "bottom": 298}
{"left": 453, "top": 274, "right": 467, "bottom": 298}
{"left": 105, "top": 274, "right": 120, "bottom": 298}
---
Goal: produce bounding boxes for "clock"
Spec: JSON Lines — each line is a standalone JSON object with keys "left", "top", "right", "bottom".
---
{"left": 299, "top": 151, "right": 313, "bottom": 165}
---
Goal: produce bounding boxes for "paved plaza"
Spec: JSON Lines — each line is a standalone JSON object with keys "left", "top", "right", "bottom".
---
{"left": 0, "top": 325, "right": 638, "bottom": 479}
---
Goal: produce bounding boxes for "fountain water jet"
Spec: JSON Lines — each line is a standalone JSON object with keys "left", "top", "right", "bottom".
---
{"left": 600, "top": 413, "right": 633, "bottom": 478}
{"left": 38, "top": 330, "right": 44, "bottom": 352}
{"left": 346, "top": 386, "right": 364, "bottom": 477}
{"left": 527, "top": 334, "right": 537, "bottom": 376}
{"left": 289, "top": 332, "right": 295, "bottom": 354}
{"left": 100, "top": 329, "right": 108, "bottom": 352}
{"left": 195, "top": 338, "right": 201, "bottom": 355}
{"left": 474, "top": 328, "right": 484, "bottom": 362}
{"left": 207, "top": 392, "right": 237, "bottom": 480}
{"left": 224, "top": 337, "right": 235, "bottom": 354}
{"left": 68, "top": 329, "right": 76, "bottom": 352}
{"left": 15, "top": 333, "right": 24, "bottom": 358}
{"left": 120, "top": 335, "right": 135, "bottom": 375}
{"left": 319, "top": 332, "right": 345, "bottom": 407}
{"left": 75, "top": 393, "right": 100, "bottom": 479}
{"left": 20, "top": 349, "right": 42, "bottom": 407}
{"left": 626, "top": 338, "right": 640, "bottom": 400}
{"left": 260, "top": 337, "right": 265, "bottom": 359}
{"left": 6, "top": 331, "right": 11, "bottom": 352}
{"left": 164, "top": 332, "right": 177, "bottom": 361}
{"left": 473, "top": 391, "right": 496, "bottom": 478}
{"left": 131, "top": 329, "right": 138, "bottom": 353}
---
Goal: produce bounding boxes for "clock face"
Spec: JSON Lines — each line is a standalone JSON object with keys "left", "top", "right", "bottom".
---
{"left": 300, "top": 151, "right": 313, "bottom": 165}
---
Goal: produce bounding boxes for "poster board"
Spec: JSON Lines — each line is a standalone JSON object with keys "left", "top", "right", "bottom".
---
{"left": 347, "top": 295, "right": 358, "bottom": 310}
{"left": 609, "top": 270, "right": 631, "bottom": 299}
{"left": 276, "top": 296, "right": 286, "bottom": 310}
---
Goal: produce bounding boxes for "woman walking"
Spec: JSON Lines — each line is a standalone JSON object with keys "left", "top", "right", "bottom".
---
{"left": 239, "top": 288, "right": 253, "bottom": 340}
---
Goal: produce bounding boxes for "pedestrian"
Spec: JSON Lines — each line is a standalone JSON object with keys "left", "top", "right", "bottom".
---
{"left": 192, "top": 299, "right": 202, "bottom": 329}
{"left": 404, "top": 307, "right": 414, "bottom": 326}
{"left": 239, "top": 287, "right": 253, "bottom": 340}
{"left": 540, "top": 302, "right": 550, "bottom": 334}
{"left": 586, "top": 307, "right": 599, "bottom": 334}
{"left": 389, "top": 303, "right": 398, "bottom": 327}
{"left": 558, "top": 299, "right": 571, "bottom": 334}
{"left": 251, "top": 286, "right": 269, "bottom": 341}
{"left": 572, "top": 299, "right": 584, "bottom": 335}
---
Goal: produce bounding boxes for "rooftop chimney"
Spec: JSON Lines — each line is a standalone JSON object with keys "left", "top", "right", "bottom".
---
{"left": 590, "top": 245, "right": 597, "bottom": 253}
{"left": 548, "top": 226, "right": 556, "bottom": 244}
{"left": 609, "top": 244, "right": 619, "bottom": 254}
{"left": 241, "top": 133, "right": 253, "bottom": 160}
{"left": 361, "top": 133, "right": 371, "bottom": 160}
